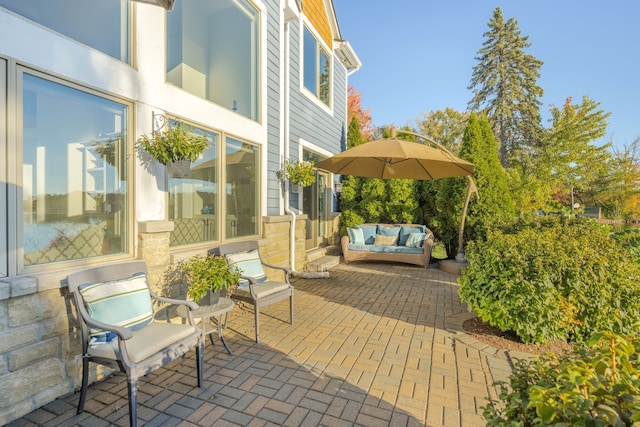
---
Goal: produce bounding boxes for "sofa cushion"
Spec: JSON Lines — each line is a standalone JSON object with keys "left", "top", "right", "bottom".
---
{"left": 377, "top": 225, "right": 401, "bottom": 238}
{"left": 374, "top": 234, "right": 398, "bottom": 246}
{"left": 399, "top": 225, "right": 425, "bottom": 246}
{"left": 406, "top": 232, "right": 429, "bottom": 248}
{"left": 358, "top": 225, "right": 377, "bottom": 245}
{"left": 347, "top": 227, "right": 365, "bottom": 245}
{"left": 368, "top": 245, "right": 423, "bottom": 254}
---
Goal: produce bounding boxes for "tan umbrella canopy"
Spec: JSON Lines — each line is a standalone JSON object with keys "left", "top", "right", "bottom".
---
{"left": 314, "top": 138, "right": 474, "bottom": 180}
{"left": 315, "top": 128, "right": 479, "bottom": 261}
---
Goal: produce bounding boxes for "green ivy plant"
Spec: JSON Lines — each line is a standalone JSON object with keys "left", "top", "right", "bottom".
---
{"left": 484, "top": 331, "right": 640, "bottom": 426}
{"left": 277, "top": 159, "right": 316, "bottom": 186}
{"left": 137, "top": 122, "right": 208, "bottom": 165}
{"left": 180, "top": 254, "right": 240, "bottom": 302}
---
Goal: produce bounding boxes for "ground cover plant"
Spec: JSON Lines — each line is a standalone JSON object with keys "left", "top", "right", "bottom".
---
{"left": 459, "top": 216, "right": 640, "bottom": 344}
{"left": 484, "top": 331, "right": 640, "bottom": 426}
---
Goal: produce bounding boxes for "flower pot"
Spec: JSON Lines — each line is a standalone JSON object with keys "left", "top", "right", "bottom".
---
{"left": 291, "top": 182, "right": 302, "bottom": 193}
{"left": 196, "top": 289, "right": 220, "bottom": 307}
{"left": 167, "top": 159, "right": 191, "bottom": 178}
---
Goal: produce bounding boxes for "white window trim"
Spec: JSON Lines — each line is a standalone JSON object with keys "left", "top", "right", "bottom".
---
{"left": 299, "top": 18, "right": 333, "bottom": 115}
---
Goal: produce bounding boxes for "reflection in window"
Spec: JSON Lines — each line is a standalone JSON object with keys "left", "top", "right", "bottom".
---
{"left": 22, "top": 73, "right": 129, "bottom": 266}
{"left": 168, "top": 127, "right": 219, "bottom": 246}
{"left": 303, "top": 26, "right": 331, "bottom": 106}
{"left": 0, "top": 0, "right": 129, "bottom": 62}
{"left": 226, "top": 138, "right": 259, "bottom": 238}
{"left": 167, "top": 0, "right": 259, "bottom": 120}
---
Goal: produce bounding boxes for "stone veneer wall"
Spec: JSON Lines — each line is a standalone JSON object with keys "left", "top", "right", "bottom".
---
{"left": 0, "top": 215, "right": 321, "bottom": 424}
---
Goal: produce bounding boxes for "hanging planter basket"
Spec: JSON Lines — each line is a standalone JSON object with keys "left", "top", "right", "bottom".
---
{"left": 291, "top": 183, "right": 302, "bottom": 193}
{"left": 167, "top": 159, "right": 191, "bottom": 178}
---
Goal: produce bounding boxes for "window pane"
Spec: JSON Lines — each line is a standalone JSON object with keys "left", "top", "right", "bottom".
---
{"left": 167, "top": 0, "right": 259, "bottom": 120}
{"left": 319, "top": 48, "right": 330, "bottom": 106}
{"left": 22, "top": 73, "right": 129, "bottom": 266}
{"left": 303, "top": 27, "right": 317, "bottom": 95}
{"left": 0, "top": 0, "right": 129, "bottom": 62}
{"left": 225, "top": 138, "right": 258, "bottom": 238}
{"left": 168, "top": 126, "right": 219, "bottom": 246}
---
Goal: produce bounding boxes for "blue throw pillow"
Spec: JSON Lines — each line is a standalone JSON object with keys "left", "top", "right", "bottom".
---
{"left": 347, "top": 227, "right": 365, "bottom": 244}
{"left": 225, "top": 249, "right": 267, "bottom": 287}
{"left": 406, "top": 232, "right": 429, "bottom": 248}
{"left": 358, "top": 225, "right": 377, "bottom": 245}
{"left": 377, "top": 225, "right": 401, "bottom": 239}
{"left": 399, "top": 225, "right": 425, "bottom": 246}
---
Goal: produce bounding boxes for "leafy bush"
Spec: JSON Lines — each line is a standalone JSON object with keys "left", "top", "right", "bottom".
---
{"left": 459, "top": 216, "right": 640, "bottom": 343}
{"left": 484, "top": 331, "right": 640, "bottom": 426}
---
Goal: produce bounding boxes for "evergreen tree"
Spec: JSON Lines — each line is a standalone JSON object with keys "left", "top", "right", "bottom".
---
{"left": 468, "top": 7, "right": 544, "bottom": 167}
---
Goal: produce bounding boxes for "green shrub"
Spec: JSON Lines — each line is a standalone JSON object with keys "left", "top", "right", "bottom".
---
{"left": 459, "top": 216, "right": 640, "bottom": 344}
{"left": 484, "top": 331, "right": 640, "bottom": 426}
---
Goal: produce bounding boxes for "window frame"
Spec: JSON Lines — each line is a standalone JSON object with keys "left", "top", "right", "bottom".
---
{"left": 301, "top": 23, "right": 333, "bottom": 112}
{"left": 14, "top": 66, "right": 135, "bottom": 274}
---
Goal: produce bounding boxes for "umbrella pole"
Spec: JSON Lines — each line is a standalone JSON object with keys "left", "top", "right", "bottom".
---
{"left": 456, "top": 175, "right": 478, "bottom": 261}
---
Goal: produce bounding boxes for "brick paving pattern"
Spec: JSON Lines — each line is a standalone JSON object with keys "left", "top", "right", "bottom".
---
{"left": 8, "top": 262, "right": 519, "bottom": 426}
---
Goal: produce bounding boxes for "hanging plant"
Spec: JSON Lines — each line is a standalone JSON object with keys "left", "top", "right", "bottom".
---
{"left": 137, "top": 121, "right": 208, "bottom": 165}
{"left": 278, "top": 159, "right": 316, "bottom": 187}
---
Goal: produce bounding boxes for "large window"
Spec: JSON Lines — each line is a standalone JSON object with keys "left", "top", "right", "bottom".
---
{"left": 225, "top": 138, "right": 259, "bottom": 238}
{"left": 303, "top": 26, "right": 331, "bottom": 107}
{"left": 0, "top": 0, "right": 130, "bottom": 62}
{"left": 21, "top": 71, "right": 130, "bottom": 268}
{"left": 167, "top": 0, "right": 259, "bottom": 121}
{"left": 168, "top": 129, "right": 260, "bottom": 246}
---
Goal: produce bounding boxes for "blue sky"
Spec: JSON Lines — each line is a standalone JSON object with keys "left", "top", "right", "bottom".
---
{"left": 333, "top": 1, "right": 639, "bottom": 149}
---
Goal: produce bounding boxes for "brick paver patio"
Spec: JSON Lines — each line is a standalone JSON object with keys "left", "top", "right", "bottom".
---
{"left": 8, "top": 262, "right": 520, "bottom": 427}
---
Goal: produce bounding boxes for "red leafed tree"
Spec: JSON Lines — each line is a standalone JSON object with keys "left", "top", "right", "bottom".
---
{"left": 347, "top": 85, "right": 373, "bottom": 141}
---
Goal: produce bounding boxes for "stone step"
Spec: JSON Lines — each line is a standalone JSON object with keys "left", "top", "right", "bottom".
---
{"left": 305, "top": 255, "right": 341, "bottom": 272}
{"left": 306, "top": 244, "right": 340, "bottom": 263}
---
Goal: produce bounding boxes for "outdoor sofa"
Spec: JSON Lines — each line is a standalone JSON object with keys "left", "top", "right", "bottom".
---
{"left": 341, "top": 223, "right": 434, "bottom": 268}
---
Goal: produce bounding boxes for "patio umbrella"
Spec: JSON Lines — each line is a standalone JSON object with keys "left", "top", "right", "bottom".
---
{"left": 314, "top": 138, "right": 474, "bottom": 180}
{"left": 315, "top": 129, "right": 479, "bottom": 261}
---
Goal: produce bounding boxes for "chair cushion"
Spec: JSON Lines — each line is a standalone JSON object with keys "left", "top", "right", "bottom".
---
{"left": 224, "top": 249, "right": 267, "bottom": 287}
{"left": 347, "top": 227, "right": 364, "bottom": 244}
{"left": 406, "top": 232, "right": 429, "bottom": 248}
{"left": 233, "top": 281, "right": 291, "bottom": 299}
{"left": 88, "top": 321, "right": 198, "bottom": 363}
{"left": 377, "top": 225, "right": 401, "bottom": 238}
{"left": 79, "top": 273, "right": 154, "bottom": 346}
{"left": 358, "top": 225, "right": 377, "bottom": 245}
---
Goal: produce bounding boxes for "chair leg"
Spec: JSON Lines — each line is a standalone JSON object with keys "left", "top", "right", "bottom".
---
{"left": 196, "top": 342, "right": 204, "bottom": 388}
{"left": 290, "top": 293, "right": 294, "bottom": 325}
{"left": 254, "top": 302, "right": 260, "bottom": 343}
{"left": 76, "top": 355, "right": 89, "bottom": 414}
{"left": 127, "top": 377, "right": 138, "bottom": 427}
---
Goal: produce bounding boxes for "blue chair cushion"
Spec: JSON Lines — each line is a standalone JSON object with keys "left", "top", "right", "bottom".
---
{"left": 79, "top": 273, "right": 154, "bottom": 346}
{"left": 224, "top": 249, "right": 267, "bottom": 287}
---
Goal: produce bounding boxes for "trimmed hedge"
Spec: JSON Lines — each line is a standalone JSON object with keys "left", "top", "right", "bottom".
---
{"left": 459, "top": 216, "right": 640, "bottom": 344}
{"left": 484, "top": 331, "right": 640, "bottom": 426}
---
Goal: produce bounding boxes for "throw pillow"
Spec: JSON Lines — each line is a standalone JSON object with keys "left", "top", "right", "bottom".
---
{"left": 358, "top": 225, "right": 377, "bottom": 244}
{"left": 79, "top": 273, "right": 154, "bottom": 346}
{"left": 406, "top": 232, "right": 429, "bottom": 248}
{"left": 399, "top": 225, "right": 425, "bottom": 246}
{"left": 374, "top": 234, "right": 398, "bottom": 246}
{"left": 377, "top": 225, "right": 401, "bottom": 238}
{"left": 224, "top": 249, "right": 267, "bottom": 286}
{"left": 347, "top": 227, "right": 365, "bottom": 245}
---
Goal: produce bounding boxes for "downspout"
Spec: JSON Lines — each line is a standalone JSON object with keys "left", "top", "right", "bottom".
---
{"left": 283, "top": 15, "right": 296, "bottom": 271}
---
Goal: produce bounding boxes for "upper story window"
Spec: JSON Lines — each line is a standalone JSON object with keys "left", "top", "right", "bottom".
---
{"left": 0, "top": 0, "right": 130, "bottom": 62}
{"left": 167, "top": 0, "right": 260, "bottom": 121}
{"left": 303, "top": 25, "right": 331, "bottom": 107}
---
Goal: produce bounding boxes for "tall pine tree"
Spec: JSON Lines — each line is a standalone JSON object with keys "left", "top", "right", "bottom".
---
{"left": 468, "top": 7, "right": 544, "bottom": 168}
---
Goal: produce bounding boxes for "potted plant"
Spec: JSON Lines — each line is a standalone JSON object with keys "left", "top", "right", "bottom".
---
{"left": 278, "top": 159, "right": 316, "bottom": 192}
{"left": 137, "top": 121, "right": 209, "bottom": 178}
{"left": 181, "top": 253, "right": 240, "bottom": 305}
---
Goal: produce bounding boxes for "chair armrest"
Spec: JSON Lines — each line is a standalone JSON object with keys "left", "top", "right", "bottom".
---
{"left": 261, "top": 262, "right": 292, "bottom": 276}
{"left": 150, "top": 291, "right": 199, "bottom": 311}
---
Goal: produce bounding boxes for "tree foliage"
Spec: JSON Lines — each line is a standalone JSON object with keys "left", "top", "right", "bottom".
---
{"left": 468, "top": 6, "right": 544, "bottom": 167}
{"left": 414, "top": 108, "right": 469, "bottom": 154}
{"left": 347, "top": 85, "right": 373, "bottom": 141}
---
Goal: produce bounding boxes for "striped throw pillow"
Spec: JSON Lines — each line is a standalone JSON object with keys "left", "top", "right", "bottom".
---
{"left": 225, "top": 249, "right": 267, "bottom": 287}
{"left": 79, "top": 273, "right": 154, "bottom": 346}
{"left": 347, "top": 227, "right": 364, "bottom": 244}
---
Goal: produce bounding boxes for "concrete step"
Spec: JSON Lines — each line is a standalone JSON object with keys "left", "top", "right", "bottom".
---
{"left": 306, "top": 245, "right": 340, "bottom": 263}
{"left": 305, "top": 255, "right": 341, "bottom": 272}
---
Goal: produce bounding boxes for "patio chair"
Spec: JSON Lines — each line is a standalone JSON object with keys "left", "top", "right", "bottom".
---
{"left": 67, "top": 260, "right": 204, "bottom": 427}
{"left": 213, "top": 241, "right": 294, "bottom": 343}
